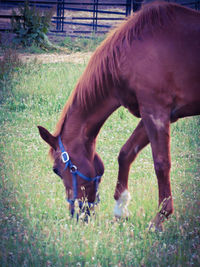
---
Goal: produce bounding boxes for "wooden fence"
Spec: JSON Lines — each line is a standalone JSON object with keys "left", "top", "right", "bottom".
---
{"left": 0, "top": 0, "right": 199, "bottom": 37}
{"left": 53, "top": 0, "right": 134, "bottom": 35}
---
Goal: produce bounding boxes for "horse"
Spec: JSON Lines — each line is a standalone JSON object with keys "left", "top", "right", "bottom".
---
{"left": 38, "top": 1, "right": 200, "bottom": 229}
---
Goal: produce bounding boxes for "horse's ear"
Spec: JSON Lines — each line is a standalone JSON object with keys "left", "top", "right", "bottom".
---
{"left": 38, "top": 126, "right": 57, "bottom": 150}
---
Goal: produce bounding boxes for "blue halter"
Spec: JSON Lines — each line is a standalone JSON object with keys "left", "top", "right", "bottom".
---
{"left": 58, "top": 136, "right": 102, "bottom": 216}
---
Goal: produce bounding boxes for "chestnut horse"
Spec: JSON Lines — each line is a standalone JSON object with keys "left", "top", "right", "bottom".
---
{"left": 38, "top": 1, "right": 200, "bottom": 229}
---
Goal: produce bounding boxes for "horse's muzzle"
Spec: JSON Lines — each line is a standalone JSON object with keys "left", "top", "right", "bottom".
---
{"left": 69, "top": 200, "right": 96, "bottom": 222}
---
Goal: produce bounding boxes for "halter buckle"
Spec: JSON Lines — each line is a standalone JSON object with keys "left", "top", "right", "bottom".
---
{"left": 61, "top": 151, "right": 69, "bottom": 163}
{"left": 70, "top": 165, "right": 77, "bottom": 173}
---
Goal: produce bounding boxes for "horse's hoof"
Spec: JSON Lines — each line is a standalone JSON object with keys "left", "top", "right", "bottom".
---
{"left": 114, "top": 189, "right": 131, "bottom": 218}
{"left": 114, "top": 215, "right": 129, "bottom": 221}
{"left": 148, "top": 211, "right": 166, "bottom": 232}
{"left": 148, "top": 221, "right": 164, "bottom": 232}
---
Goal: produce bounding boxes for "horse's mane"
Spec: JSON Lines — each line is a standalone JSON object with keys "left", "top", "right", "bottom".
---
{"left": 50, "top": 1, "right": 192, "bottom": 156}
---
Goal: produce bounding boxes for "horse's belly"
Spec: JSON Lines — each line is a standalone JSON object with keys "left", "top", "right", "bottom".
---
{"left": 171, "top": 100, "right": 200, "bottom": 121}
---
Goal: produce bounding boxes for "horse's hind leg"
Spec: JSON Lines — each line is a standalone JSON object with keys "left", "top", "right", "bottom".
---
{"left": 141, "top": 111, "right": 173, "bottom": 231}
{"left": 114, "top": 119, "right": 149, "bottom": 218}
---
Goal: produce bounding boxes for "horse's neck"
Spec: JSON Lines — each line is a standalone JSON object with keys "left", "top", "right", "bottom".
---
{"left": 62, "top": 95, "right": 120, "bottom": 157}
{"left": 84, "top": 96, "right": 120, "bottom": 139}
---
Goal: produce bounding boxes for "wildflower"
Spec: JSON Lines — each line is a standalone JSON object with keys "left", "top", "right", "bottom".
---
{"left": 68, "top": 251, "right": 72, "bottom": 256}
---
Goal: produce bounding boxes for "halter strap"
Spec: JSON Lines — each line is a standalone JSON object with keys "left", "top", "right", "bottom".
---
{"left": 58, "top": 136, "right": 102, "bottom": 215}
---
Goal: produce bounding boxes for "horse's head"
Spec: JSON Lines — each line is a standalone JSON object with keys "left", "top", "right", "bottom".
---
{"left": 38, "top": 126, "right": 104, "bottom": 217}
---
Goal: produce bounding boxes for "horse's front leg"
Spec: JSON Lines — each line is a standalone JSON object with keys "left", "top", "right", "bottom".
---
{"left": 142, "top": 111, "right": 173, "bottom": 231}
{"left": 114, "top": 120, "right": 149, "bottom": 218}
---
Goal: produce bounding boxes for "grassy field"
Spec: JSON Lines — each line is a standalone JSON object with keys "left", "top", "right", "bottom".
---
{"left": 0, "top": 52, "right": 200, "bottom": 267}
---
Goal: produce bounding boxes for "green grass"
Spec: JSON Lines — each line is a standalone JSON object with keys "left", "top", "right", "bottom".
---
{"left": 0, "top": 55, "right": 200, "bottom": 267}
{"left": 0, "top": 35, "right": 105, "bottom": 56}
{"left": 59, "top": 36, "right": 105, "bottom": 53}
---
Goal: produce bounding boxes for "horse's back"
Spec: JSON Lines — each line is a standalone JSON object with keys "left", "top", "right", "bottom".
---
{"left": 122, "top": 4, "right": 200, "bottom": 119}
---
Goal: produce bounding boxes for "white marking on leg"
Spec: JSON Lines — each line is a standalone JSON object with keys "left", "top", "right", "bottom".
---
{"left": 114, "top": 190, "right": 131, "bottom": 218}
{"left": 150, "top": 114, "right": 165, "bottom": 129}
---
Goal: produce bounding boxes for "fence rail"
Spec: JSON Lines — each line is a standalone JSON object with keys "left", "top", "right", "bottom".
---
{"left": 54, "top": 0, "right": 132, "bottom": 34}
{"left": 0, "top": 0, "right": 199, "bottom": 37}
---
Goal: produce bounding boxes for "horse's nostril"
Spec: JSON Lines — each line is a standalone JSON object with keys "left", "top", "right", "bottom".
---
{"left": 53, "top": 168, "right": 63, "bottom": 179}
{"left": 53, "top": 167, "right": 59, "bottom": 175}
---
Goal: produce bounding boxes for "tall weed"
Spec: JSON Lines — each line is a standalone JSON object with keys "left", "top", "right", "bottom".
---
{"left": 0, "top": 49, "right": 24, "bottom": 105}
{"left": 11, "top": 0, "right": 56, "bottom": 50}
{"left": 0, "top": 49, "right": 22, "bottom": 79}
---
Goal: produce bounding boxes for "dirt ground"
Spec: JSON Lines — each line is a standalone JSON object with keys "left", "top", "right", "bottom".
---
{"left": 16, "top": 51, "right": 93, "bottom": 64}
{"left": 0, "top": 31, "right": 93, "bottom": 64}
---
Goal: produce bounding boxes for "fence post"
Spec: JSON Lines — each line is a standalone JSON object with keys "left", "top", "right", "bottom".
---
{"left": 126, "top": 0, "right": 132, "bottom": 16}
{"left": 57, "top": 0, "right": 64, "bottom": 31}
{"left": 195, "top": 0, "right": 200, "bottom": 10}
{"left": 56, "top": 0, "right": 61, "bottom": 31}
{"left": 93, "top": 0, "right": 98, "bottom": 33}
{"left": 133, "top": 0, "right": 143, "bottom": 12}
